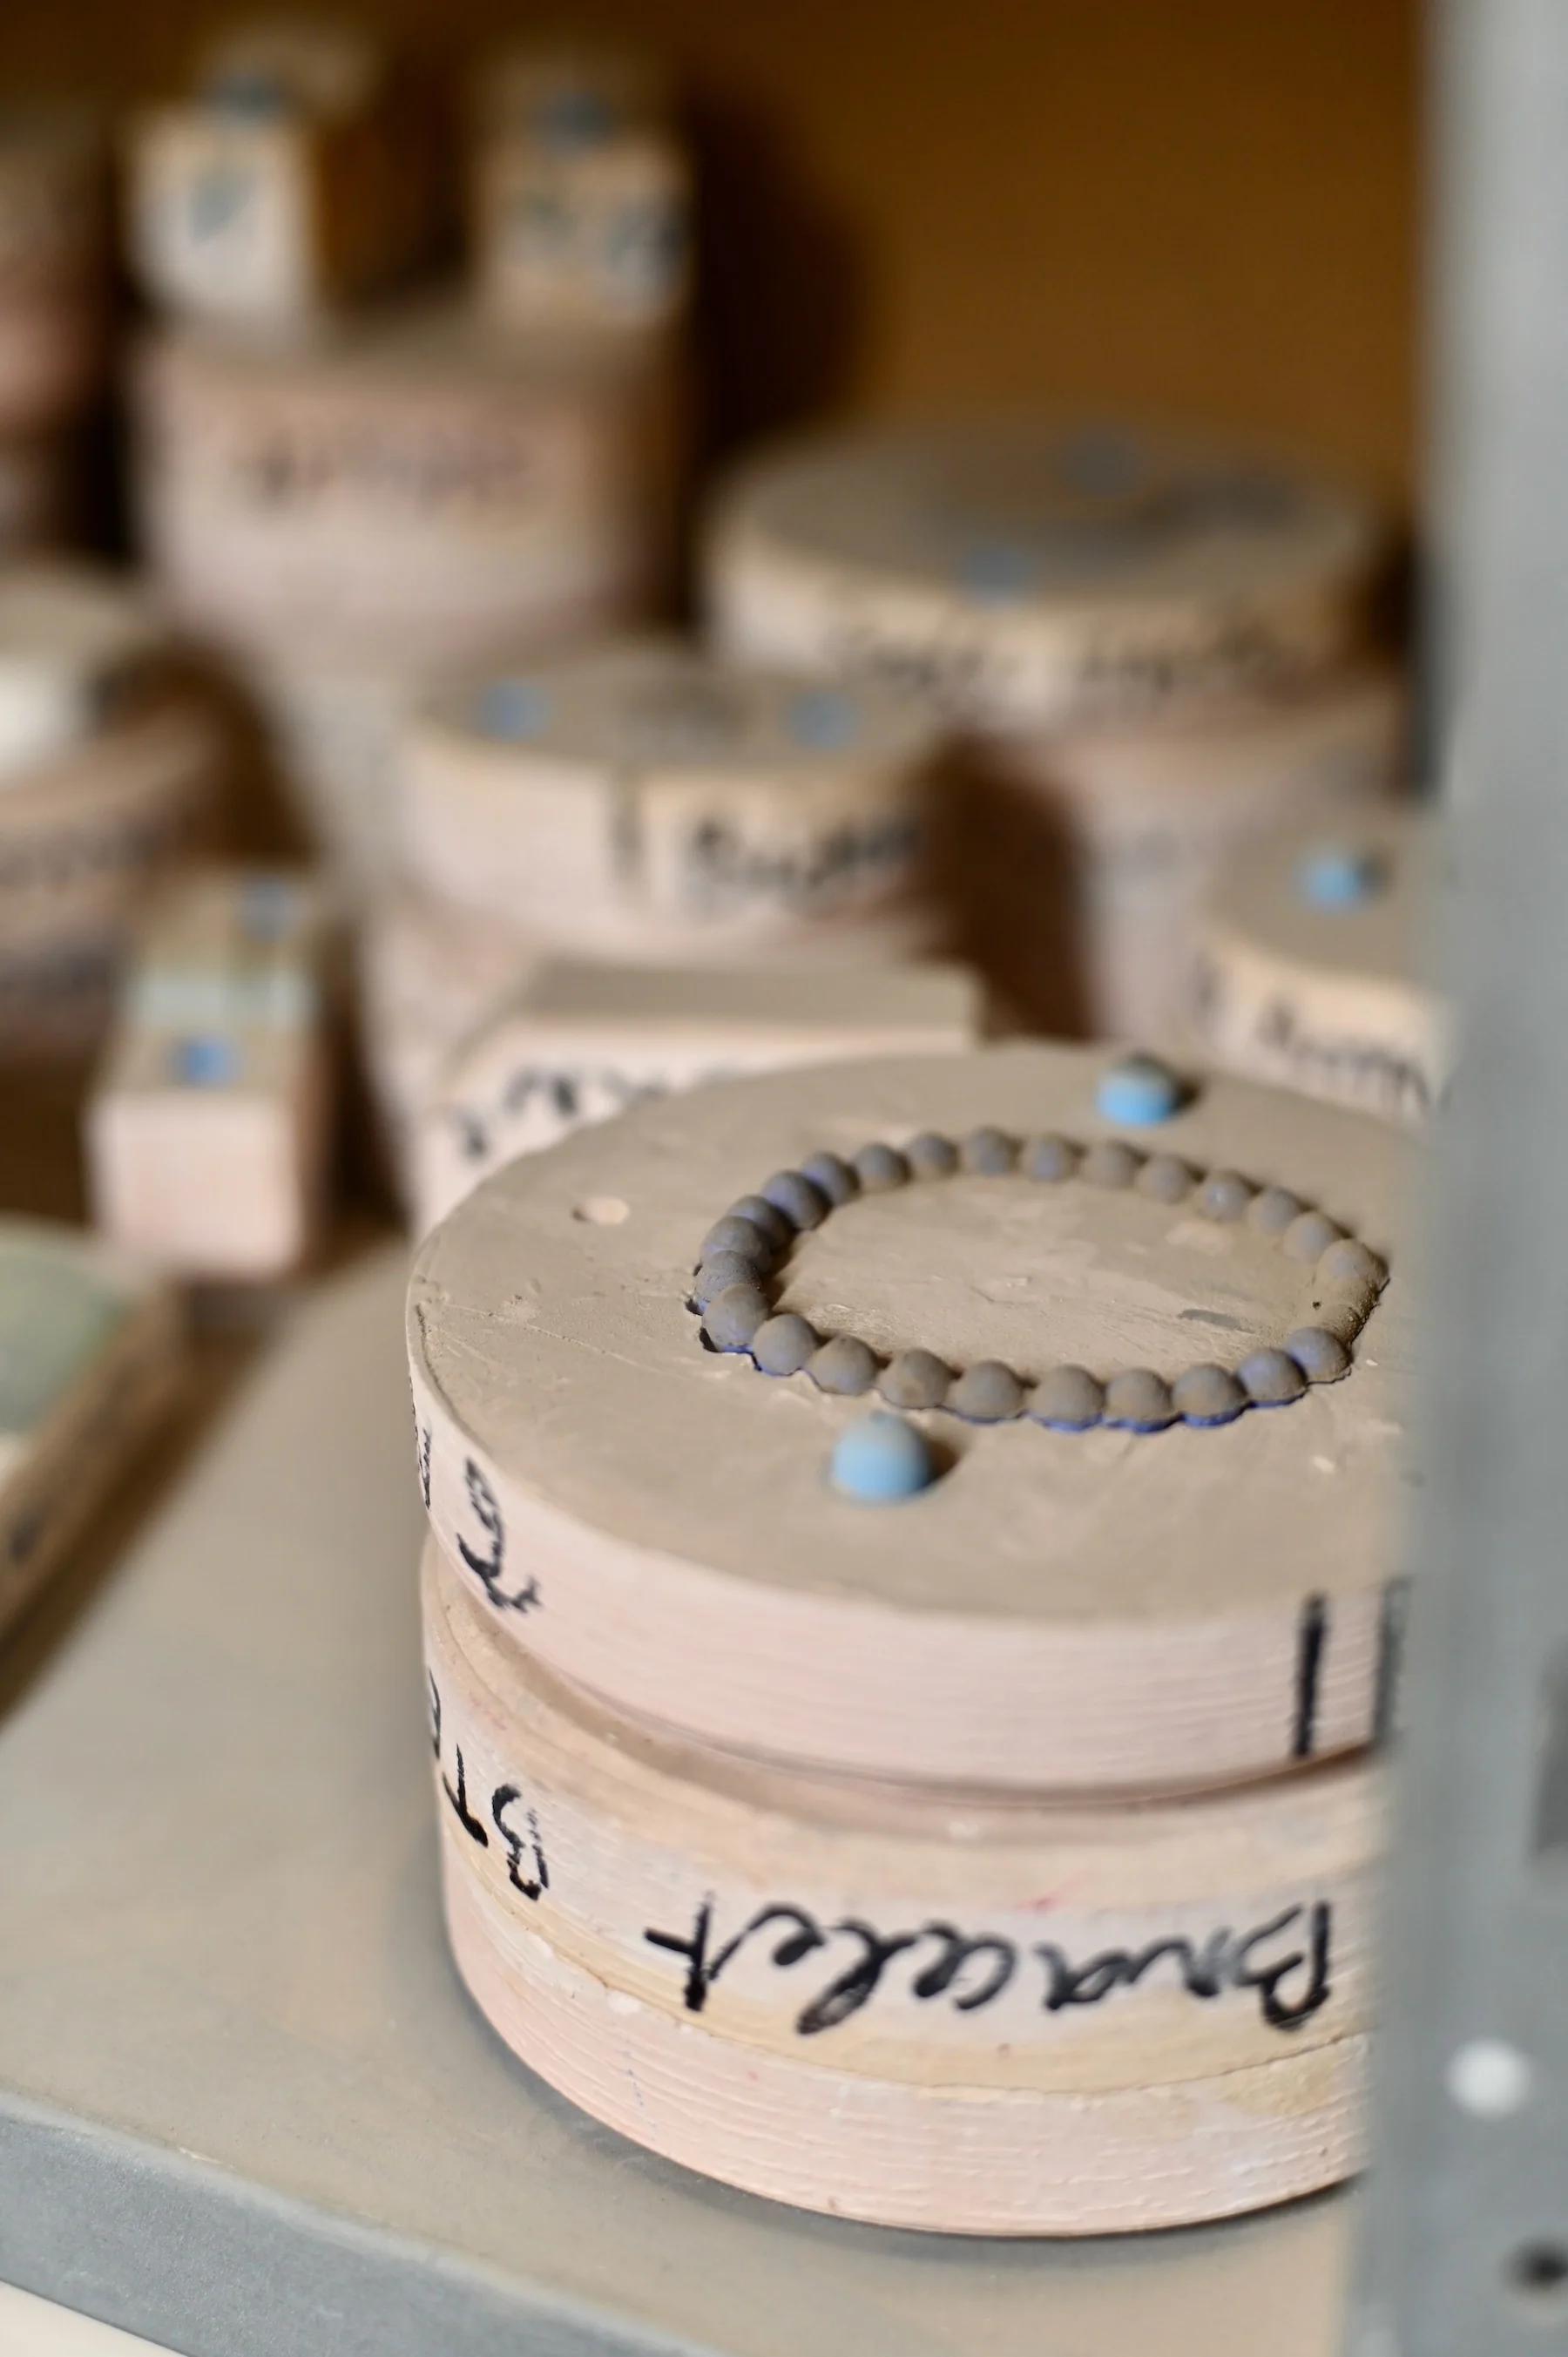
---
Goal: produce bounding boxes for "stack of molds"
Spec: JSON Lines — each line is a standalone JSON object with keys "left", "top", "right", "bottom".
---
{"left": 126, "top": 24, "right": 687, "bottom": 897}
{"left": 0, "top": 566, "right": 223, "bottom": 1060}
{"left": 469, "top": 41, "right": 690, "bottom": 338}
{"left": 134, "top": 303, "right": 682, "bottom": 891}
{"left": 413, "top": 952, "right": 984, "bottom": 1235}
{"left": 133, "top": 309, "right": 680, "bottom": 681}
{"left": 0, "top": 1219, "right": 182, "bottom": 1636}
{"left": 402, "top": 640, "right": 946, "bottom": 959}
{"left": 1190, "top": 809, "right": 1445, "bottom": 1126}
{"left": 87, "top": 867, "right": 334, "bottom": 1279}
{"left": 0, "top": 106, "right": 111, "bottom": 554}
{"left": 366, "top": 638, "right": 952, "bottom": 1187}
{"left": 407, "top": 1040, "right": 1414, "bottom": 2234}
{"left": 706, "top": 422, "right": 1405, "bottom": 1041}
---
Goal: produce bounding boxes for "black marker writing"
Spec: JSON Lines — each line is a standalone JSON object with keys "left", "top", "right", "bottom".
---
{"left": 490, "top": 1785, "right": 550, "bottom": 1901}
{"left": 441, "top": 1739, "right": 488, "bottom": 1847}
{"left": 411, "top": 1406, "right": 432, "bottom": 1510}
{"left": 457, "top": 1457, "right": 538, "bottom": 1615}
{"left": 645, "top": 1895, "right": 1334, "bottom": 2038}
{"left": 429, "top": 1676, "right": 551, "bottom": 1895}
{"left": 680, "top": 813, "right": 921, "bottom": 918}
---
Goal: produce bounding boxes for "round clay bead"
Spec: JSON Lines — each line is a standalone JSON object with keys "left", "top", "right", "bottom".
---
{"left": 1172, "top": 1365, "right": 1247, "bottom": 1426}
{"left": 1317, "top": 1238, "right": 1387, "bottom": 1291}
{"left": 878, "top": 1349, "right": 953, "bottom": 1410}
{"left": 1197, "top": 1169, "right": 1254, "bottom": 1222}
{"left": 947, "top": 1360, "right": 1025, "bottom": 1423}
{"left": 829, "top": 1413, "right": 936, "bottom": 1503}
{"left": 1312, "top": 1292, "right": 1376, "bottom": 1345}
{"left": 1082, "top": 1141, "right": 1142, "bottom": 1190}
{"left": 725, "top": 1193, "right": 794, "bottom": 1251}
{"left": 905, "top": 1131, "right": 959, "bottom": 1179}
{"left": 1104, "top": 1371, "right": 1176, "bottom": 1431}
{"left": 808, "top": 1335, "right": 880, "bottom": 1395}
{"left": 693, "top": 1251, "right": 761, "bottom": 1307}
{"left": 702, "top": 1285, "right": 770, "bottom": 1352}
{"left": 1286, "top": 1327, "right": 1353, "bottom": 1384}
{"left": 853, "top": 1142, "right": 911, "bottom": 1192}
{"left": 799, "top": 1151, "right": 860, "bottom": 1208}
{"left": 1248, "top": 1187, "right": 1304, "bottom": 1237}
{"left": 1314, "top": 1276, "right": 1378, "bottom": 1322}
{"left": 700, "top": 1214, "right": 777, "bottom": 1270}
{"left": 1283, "top": 1210, "right": 1344, "bottom": 1264}
{"left": 1024, "top": 1134, "right": 1080, "bottom": 1182}
{"left": 751, "top": 1313, "right": 820, "bottom": 1377}
{"left": 1239, "top": 1348, "right": 1308, "bottom": 1406}
{"left": 961, "top": 1126, "right": 1017, "bottom": 1175}
{"left": 1027, "top": 1365, "right": 1105, "bottom": 1429}
{"left": 762, "top": 1170, "right": 832, "bottom": 1231}
{"left": 1137, "top": 1154, "right": 1196, "bottom": 1205}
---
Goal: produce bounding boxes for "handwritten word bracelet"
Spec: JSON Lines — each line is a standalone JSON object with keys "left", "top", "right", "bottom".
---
{"left": 425, "top": 1535, "right": 1379, "bottom": 2235}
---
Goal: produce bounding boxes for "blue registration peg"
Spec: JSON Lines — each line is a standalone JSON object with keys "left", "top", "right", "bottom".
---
{"left": 829, "top": 1412, "right": 936, "bottom": 1504}
{"left": 1295, "top": 842, "right": 1388, "bottom": 911}
{"left": 1096, "top": 1053, "right": 1186, "bottom": 1128}
{"left": 171, "top": 1033, "right": 240, "bottom": 1088}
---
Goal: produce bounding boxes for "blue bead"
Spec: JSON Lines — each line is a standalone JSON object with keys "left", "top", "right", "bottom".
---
{"left": 476, "top": 681, "right": 550, "bottom": 741}
{"left": 787, "top": 689, "right": 857, "bottom": 750}
{"left": 1056, "top": 424, "right": 1145, "bottom": 498}
{"left": 238, "top": 876, "right": 296, "bottom": 941}
{"left": 201, "top": 68, "right": 294, "bottom": 117}
{"left": 537, "top": 88, "right": 617, "bottom": 147}
{"left": 958, "top": 539, "right": 1038, "bottom": 601}
{"left": 188, "top": 167, "right": 252, "bottom": 239}
{"left": 172, "top": 1033, "right": 240, "bottom": 1088}
{"left": 1295, "top": 843, "right": 1387, "bottom": 911}
{"left": 1095, "top": 1053, "right": 1185, "bottom": 1127}
{"left": 829, "top": 1412, "right": 936, "bottom": 1504}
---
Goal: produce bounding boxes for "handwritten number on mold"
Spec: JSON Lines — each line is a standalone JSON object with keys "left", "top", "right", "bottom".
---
{"left": 441, "top": 1740, "right": 489, "bottom": 1848}
{"left": 429, "top": 1677, "right": 551, "bottom": 1893}
{"left": 429, "top": 1672, "right": 487, "bottom": 1843}
{"left": 409, "top": 1395, "right": 432, "bottom": 1508}
{"left": 491, "top": 1784, "right": 550, "bottom": 1900}
{"left": 458, "top": 1456, "right": 539, "bottom": 1615}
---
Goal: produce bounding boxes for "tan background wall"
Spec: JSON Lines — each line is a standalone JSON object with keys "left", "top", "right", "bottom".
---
{"left": 0, "top": 0, "right": 1420, "bottom": 499}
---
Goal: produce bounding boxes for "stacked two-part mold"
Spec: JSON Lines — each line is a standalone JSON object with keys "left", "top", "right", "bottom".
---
{"left": 408, "top": 1039, "right": 1413, "bottom": 2235}
{"left": 124, "top": 26, "right": 689, "bottom": 893}
{"left": 410, "top": 954, "right": 984, "bottom": 1239}
{"left": 365, "top": 636, "right": 963, "bottom": 1202}
{"left": 87, "top": 865, "right": 334, "bottom": 1279}
{"left": 1191, "top": 806, "right": 1447, "bottom": 1126}
{"left": 706, "top": 421, "right": 1408, "bottom": 1042}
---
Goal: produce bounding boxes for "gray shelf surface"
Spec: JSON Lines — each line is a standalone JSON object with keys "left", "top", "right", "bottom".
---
{"left": 0, "top": 1243, "right": 1350, "bottom": 2357}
